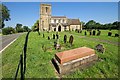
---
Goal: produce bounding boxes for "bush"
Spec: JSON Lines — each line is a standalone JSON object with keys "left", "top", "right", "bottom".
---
{"left": 2, "top": 27, "right": 15, "bottom": 35}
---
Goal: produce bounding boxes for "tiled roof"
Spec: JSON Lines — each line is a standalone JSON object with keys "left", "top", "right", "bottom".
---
{"left": 67, "top": 19, "right": 80, "bottom": 25}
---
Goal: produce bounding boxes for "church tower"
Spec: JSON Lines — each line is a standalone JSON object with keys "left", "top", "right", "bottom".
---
{"left": 39, "top": 4, "right": 51, "bottom": 31}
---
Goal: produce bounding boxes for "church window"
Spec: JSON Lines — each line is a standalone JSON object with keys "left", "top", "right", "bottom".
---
{"left": 46, "top": 7, "right": 48, "bottom": 13}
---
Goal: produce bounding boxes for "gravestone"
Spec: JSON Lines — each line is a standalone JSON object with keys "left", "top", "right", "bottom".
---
{"left": 64, "top": 35, "right": 67, "bottom": 43}
{"left": 95, "top": 44, "right": 105, "bottom": 53}
{"left": 85, "top": 31, "right": 87, "bottom": 35}
{"left": 80, "top": 30, "right": 82, "bottom": 33}
{"left": 56, "top": 34, "right": 59, "bottom": 39}
{"left": 48, "top": 36, "right": 50, "bottom": 40}
{"left": 93, "top": 30, "right": 96, "bottom": 36}
{"left": 108, "top": 32, "right": 112, "bottom": 36}
{"left": 69, "top": 35, "right": 74, "bottom": 46}
{"left": 54, "top": 41, "right": 57, "bottom": 49}
{"left": 97, "top": 30, "right": 101, "bottom": 36}
{"left": 115, "top": 33, "right": 119, "bottom": 37}
{"left": 53, "top": 34, "right": 55, "bottom": 39}
{"left": 89, "top": 31, "right": 92, "bottom": 35}
{"left": 43, "top": 34, "right": 45, "bottom": 38}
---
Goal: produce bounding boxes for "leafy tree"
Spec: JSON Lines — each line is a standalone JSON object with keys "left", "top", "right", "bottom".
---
{"left": 15, "top": 23, "right": 23, "bottom": 33}
{"left": 0, "top": 4, "right": 11, "bottom": 29}
{"left": 95, "top": 22, "right": 101, "bottom": 29}
{"left": 32, "top": 20, "right": 39, "bottom": 31}
{"left": 85, "top": 20, "right": 96, "bottom": 29}
{"left": 2, "top": 27, "right": 15, "bottom": 35}
{"left": 112, "top": 21, "right": 119, "bottom": 29}
{"left": 23, "top": 26, "right": 31, "bottom": 32}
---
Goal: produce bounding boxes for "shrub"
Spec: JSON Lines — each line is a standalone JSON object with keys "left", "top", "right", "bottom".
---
{"left": 2, "top": 27, "right": 15, "bottom": 35}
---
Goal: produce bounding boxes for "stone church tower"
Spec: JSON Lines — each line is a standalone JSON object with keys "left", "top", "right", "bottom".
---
{"left": 39, "top": 4, "right": 51, "bottom": 31}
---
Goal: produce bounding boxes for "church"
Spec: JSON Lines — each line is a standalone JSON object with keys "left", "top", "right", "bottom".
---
{"left": 39, "top": 4, "right": 82, "bottom": 32}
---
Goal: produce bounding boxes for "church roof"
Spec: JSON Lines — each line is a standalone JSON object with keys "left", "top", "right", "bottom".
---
{"left": 51, "top": 16, "right": 67, "bottom": 18}
{"left": 67, "top": 19, "right": 81, "bottom": 25}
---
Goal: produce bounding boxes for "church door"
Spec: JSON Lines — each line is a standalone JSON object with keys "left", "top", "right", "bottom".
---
{"left": 58, "top": 26, "right": 61, "bottom": 32}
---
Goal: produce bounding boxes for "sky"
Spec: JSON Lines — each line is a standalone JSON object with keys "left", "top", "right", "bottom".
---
{"left": 3, "top": 2, "right": 118, "bottom": 28}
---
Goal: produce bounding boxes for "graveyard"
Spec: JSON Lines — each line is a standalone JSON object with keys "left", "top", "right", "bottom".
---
{"left": 1, "top": 30, "right": 119, "bottom": 78}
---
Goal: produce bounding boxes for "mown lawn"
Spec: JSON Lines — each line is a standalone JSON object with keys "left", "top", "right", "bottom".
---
{"left": 2, "top": 30, "right": 119, "bottom": 78}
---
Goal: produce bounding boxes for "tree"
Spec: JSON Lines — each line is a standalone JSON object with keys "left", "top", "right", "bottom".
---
{"left": 15, "top": 23, "right": 23, "bottom": 33}
{"left": 23, "top": 26, "right": 30, "bottom": 32}
{"left": 32, "top": 20, "right": 39, "bottom": 31}
{"left": 0, "top": 4, "right": 11, "bottom": 29}
{"left": 85, "top": 20, "right": 96, "bottom": 29}
{"left": 2, "top": 27, "right": 15, "bottom": 35}
{"left": 95, "top": 22, "right": 101, "bottom": 29}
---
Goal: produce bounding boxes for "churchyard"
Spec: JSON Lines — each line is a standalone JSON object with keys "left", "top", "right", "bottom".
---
{"left": 2, "top": 30, "right": 119, "bottom": 78}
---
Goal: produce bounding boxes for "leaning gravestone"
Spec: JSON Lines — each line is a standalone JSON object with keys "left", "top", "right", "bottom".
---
{"left": 69, "top": 35, "right": 74, "bottom": 46}
{"left": 97, "top": 30, "right": 101, "bottom": 36}
{"left": 80, "top": 30, "right": 82, "bottom": 33}
{"left": 53, "top": 34, "right": 55, "bottom": 39}
{"left": 95, "top": 44, "right": 105, "bottom": 53}
{"left": 64, "top": 35, "right": 67, "bottom": 43}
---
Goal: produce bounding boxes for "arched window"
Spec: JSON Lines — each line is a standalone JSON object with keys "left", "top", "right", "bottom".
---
{"left": 46, "top": 7, "right": 48, "bottom": 13}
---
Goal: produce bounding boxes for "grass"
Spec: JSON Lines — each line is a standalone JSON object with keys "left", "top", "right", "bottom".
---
{"left": 1, "top": 30, "right": 119, "bottom": 78}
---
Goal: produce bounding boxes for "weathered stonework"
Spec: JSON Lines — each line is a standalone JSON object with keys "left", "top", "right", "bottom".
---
{"left": 39, "top": 4, "right": 82, "bottom": 32}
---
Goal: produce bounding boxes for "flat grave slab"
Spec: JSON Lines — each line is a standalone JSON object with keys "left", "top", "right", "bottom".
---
{"left": 52, "top": 47, "right": 98, "bottom": 76}
{"left": 55, "top": 47, "right": 95, "bottom": 64}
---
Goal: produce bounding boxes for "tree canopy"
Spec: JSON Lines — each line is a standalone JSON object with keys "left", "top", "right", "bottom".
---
{"left": 84, "top": 20, "right": 119, "bottom": 30}
{"left": 0, "top": 4, "right": 11, "bottom": 29}
{"left": 32, "top": 20, "right": 39, "bottom": 31}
